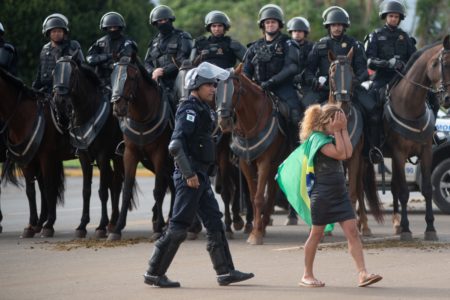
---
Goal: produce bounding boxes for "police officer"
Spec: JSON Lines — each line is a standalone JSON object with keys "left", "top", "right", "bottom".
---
{"left": 143, "top": 62, "right": 254, "bottom": 288}
{"left": 243, "top": 4, "right": 301, "bottom": 147}
{"left": 33, "top": 13, "right": 84, "bottom": 94}
{"left": 190, "top": 10, "right": 246, "bottom": 68}
{"left": 0, "top": 21, "right": 18, "bottom": 75}
{"left": 86, "top": 12, "right": 137, "bottom": 88}
{"left": 287, "top": 17, "right": 314, "bottom": 98}
{"left": 144, "top": 5, "right": 192, "bottom": 108}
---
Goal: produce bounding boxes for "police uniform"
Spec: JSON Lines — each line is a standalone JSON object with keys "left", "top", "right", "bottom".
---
{"left": 0, "top": 37, "right": 18, "bottom": 76}
{"left": 192, "top": 35, "right": 246, "bottom": 68}
{"left": 292, "top": 39, "right": 314, "bottom": 88}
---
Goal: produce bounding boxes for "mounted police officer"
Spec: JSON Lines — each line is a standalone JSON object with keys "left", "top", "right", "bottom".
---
{"left": 243, "top": 4, "right": 301, "bottom": 147}
{"left": 143, "top": 62, "right": 254, "bottom": 288}
{"left": 144, "top": 5, "right": 192, "bottom": 109}
{"left": 287, "top": 17, "right": 314, "bottom": 98}
{"left": 33, "top": 13, "right": 84, "bottom": 94}
{"left": 0, "top": 21, "right": 18, "bottom": 76}
{"left": 190, "top": 10, "right": 246, "bottom": 68}
{"left": 86, "top": 12, "right": 137, "bottom": 89}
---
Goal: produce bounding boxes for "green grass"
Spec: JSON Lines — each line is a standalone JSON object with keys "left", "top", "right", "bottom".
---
{"left": 63, "top": 159, "right": 146, "bottom": 169}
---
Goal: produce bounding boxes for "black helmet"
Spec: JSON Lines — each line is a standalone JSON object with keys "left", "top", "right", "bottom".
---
{"left": 149, "top": 5, "right": 176, "bottom": 25}
{"left": 0, "top": 22, "right": 4, "bottom": 35}
{"left": 258, "top": 4, "right": 284, "bottom": 29}
{"left": 379, "top": 0, "right": 406, "bottom": 20}
{"left": 205, "top": 10, "right": 231, "bottom": 31}
{"left": 100, "top": 12, "right": 126, "bottom": 31}
{"left": 42, "top": 13, "right": 69, "bottom": 36}
{"left": 287, "top": 17, "right": 310, "bottom": 33}
{"left": 322, "top": 6, "right": 350, "bottom": 27}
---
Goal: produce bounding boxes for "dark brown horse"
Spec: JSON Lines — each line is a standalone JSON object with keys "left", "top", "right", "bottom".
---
{"left": 53, "top": 56, "right": 124, "bottom": 238}
{"left": 109, "top": 54, "right": 175, "bottom": 241}
{"left": 327, "top": 49, "right": 384, "bottom": 235}
{"left": 0, "top": 67, "right": 71, "bottom": 237}
{"left": 217, "top": 64, "right": 289, "bottom": 245}
{"left": 384, "top": 35, "right": 450, "bottom": 240}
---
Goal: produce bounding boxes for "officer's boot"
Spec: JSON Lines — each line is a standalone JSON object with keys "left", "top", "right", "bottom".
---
{"left": 289, "top": 109, "right": 302, "bottom": 148}
{"left": 207, "top": 231, "right": 254, "bottom": 286}
{"left": 367, "top": 116, "right": 383, "bottom": 164}
{"left": 144, "top": 229, "right": 187, "bottom": 288}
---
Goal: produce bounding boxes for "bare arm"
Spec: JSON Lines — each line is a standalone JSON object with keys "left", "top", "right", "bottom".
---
{"left": 320, "top": 111, "right": 353, "bottom": 160}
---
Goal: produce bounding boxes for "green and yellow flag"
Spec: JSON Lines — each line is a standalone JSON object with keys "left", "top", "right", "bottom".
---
{"left": 276, "top": 131, "right": 335, "bottom": 233}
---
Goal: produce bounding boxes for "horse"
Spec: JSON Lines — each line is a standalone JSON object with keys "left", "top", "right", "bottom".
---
{"left": 327, "top": 49, "right": 384, "bottom": 235}
{"left": 383, "top": 35, "right": 450, "bottom": 240}
{"left": 0, "top": 67, "right": 72, "bottom": 237}
{"left": 109, "top": 54, "right": 175, "bottom": 241}
{"left": 52, "top": 56, "right": 124, "bottom": 238}
{"left": 217, "top": 64, "right": 290, "bottom": 245}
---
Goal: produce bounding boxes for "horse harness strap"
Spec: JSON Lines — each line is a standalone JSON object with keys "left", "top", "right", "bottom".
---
{"left": 383, "top": 100, "right": 435, "bottom": 144}
{"left": 7, "top": 102, "right": 46, "bottom": 166}
{"left": 119, "top": 98, "right": 170, "bottom": 146}
{"left": 346, "top": 105, "right": 363, "bottom": 148}
{"left": 69, "top": 94, "right": 111, "bottom": 149}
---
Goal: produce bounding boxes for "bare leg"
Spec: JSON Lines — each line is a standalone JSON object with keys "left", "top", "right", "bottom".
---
{"left": 302, "top": 225, "right": 326, "bottom": 286}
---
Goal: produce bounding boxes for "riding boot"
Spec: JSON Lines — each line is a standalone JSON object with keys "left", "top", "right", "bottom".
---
{"left": 367, "top": 115, "right": 383, "bottom": 164}
{"left": 144, "top": 229, "right": 187, "bottom": 288}
{"left": 206, "top": 231, "right": 254, "bottom": 286}
{"left": 115, "top": 140, "right": 125, "bottom": 156}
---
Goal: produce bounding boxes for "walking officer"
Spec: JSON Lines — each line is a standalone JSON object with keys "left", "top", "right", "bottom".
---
{"left": 143, "top": 62, "right": 254, "bottom": 288}
{"left": 243, "top": 4, "right": 301, "bottom": 147}
{"left": 33, "top": 13, "right": 84, "bottom": 94}
{"left": 144, "top": 5, "right": 192, "bottom": 109}
{"left": 86, "top": 12, "right": 137, "bottom": 89}
{"left": 0, "top": 21, "right": 18, "bottom": 76}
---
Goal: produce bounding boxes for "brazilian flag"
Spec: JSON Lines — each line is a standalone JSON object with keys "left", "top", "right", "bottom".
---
{"left": 276, "top": 131, "right": 335, "bottom": 233}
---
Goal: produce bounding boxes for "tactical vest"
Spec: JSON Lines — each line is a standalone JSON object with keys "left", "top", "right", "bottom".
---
{"left": 0, "top": 42, "right": 16, "bottom": 72}
{"left": 252, "top": 33, "right": 289, "bottom": 83}
{"left": 149, "top": 29, "right": 185, "bottom": 69}
{"left": 93, "top": 35, "right": 128, "bottom": 83}
{"left": 373, "top": 26, "right": 410, "bottom": 62}
{"left": 195, "top": 36, "right": 236, "bottom": 69}
{"left": 316, "top": 36, "right": 357, "bottom": 76}
{"left": 296, "top": 40, "right": 313, "bottom": 71}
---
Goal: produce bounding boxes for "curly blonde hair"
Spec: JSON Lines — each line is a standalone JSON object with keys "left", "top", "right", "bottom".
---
{"left": 299, "top": 104, "right": 343, "bottom": 142}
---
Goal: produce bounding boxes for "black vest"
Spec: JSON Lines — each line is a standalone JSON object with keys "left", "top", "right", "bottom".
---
{"left": 149, "top": 29, "right": 185, "bottom": 68}
{"left": 195, "top": 36, "right": 236, "bottom": 69}
{"left": 316, "top": 35, "right": 357, "bottom": 76}
{"left": 373, "top": 26, "right": 410, "bottom": 62}
{"left": 252, "top": 33, "right": 290, "bottom": 82}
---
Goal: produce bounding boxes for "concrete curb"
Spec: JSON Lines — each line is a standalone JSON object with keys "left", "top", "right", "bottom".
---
{"left": 64, "top": 168, "right": 154, "bottom": 177}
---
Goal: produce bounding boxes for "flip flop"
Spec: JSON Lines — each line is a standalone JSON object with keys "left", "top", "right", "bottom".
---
{"left": 358, "top": 274, "right": 382, "bottom": 287}
{"left": 299, "top": 279, "right": 325, "bottom": 288}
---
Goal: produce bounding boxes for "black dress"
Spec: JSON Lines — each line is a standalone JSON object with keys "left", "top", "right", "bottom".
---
{"left": 310, "top": 151, "right": 355, "bottom": 226}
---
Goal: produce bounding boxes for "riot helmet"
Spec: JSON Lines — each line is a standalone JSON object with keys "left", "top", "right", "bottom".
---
{"left": 100, "top": 12, "right": 126, "bottom": 31}
{"left": 322, "top": 6, "right": 350, "bottom": 27}
{"left": 42, "top": 13, "right": 69, "bottom": 36}
{"left": 149, "top": 5, "right": 176, "bottom": 25}
{"left": 185, "top": 62, "right": 230, "bottom": 91}
{"left": 205, "top": 11, "right": 231, "bottom": 32}
{"left": 258, "top": 4, "right": 284, "bottom": 29}
{"left": 379, "top": 0, "right": 406, "bottom": 20}
{"left": 287, "top": 17, "right": 310, "bottom": 33}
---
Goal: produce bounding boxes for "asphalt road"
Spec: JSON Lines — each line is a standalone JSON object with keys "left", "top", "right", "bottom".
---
{"left": 1, "top": 176, "right": 450, "bottom": 300}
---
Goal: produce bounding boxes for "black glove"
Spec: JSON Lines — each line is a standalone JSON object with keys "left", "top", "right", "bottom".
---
{"left": 293, "top": 73, "right": 303, "bottom": 84}
{"left": 261, "top": 79, "right": 275, "bottom": 90}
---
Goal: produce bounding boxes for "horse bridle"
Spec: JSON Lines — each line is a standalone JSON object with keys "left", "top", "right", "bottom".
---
{"left": 329, "top": 56, "right": 355, "bottom": 101}
{"left": 111, "top": 60, "right": 139, "bottom": 103}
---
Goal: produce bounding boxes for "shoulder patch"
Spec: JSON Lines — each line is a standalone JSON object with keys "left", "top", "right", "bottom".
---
{"left": 186, "top": 111, "right": 196, "bottom": 122}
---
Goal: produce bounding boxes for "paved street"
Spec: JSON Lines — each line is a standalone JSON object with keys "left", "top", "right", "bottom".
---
{"left": 1, "top": 176, "right": 450, "bottom": 300}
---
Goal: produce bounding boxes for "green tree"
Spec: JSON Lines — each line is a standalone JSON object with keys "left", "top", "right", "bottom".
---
{"left": 415, "top": 0, "right": 449, "bottom": 46}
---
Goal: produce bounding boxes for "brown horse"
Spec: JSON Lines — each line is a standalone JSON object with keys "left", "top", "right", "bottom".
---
{"left": 217, "top": 64, "right": 289, "bottom": 245}
{"left": 327, "top": 49, "right": 384, "bottom": 235}
{"left": 0, "top": 67, "right": 72, "bottom": 237}
{"left": 384, "top": 35, "right": 450, "bottom": 240}
{"left": 109, "top": 54, "right": 175, "bottom": 241}
{"left": 53, "top": 56, "right": 124, "bottom": 238}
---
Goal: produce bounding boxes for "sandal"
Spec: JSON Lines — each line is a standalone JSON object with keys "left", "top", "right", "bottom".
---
{"left": 299, "top": 278, "right": 325, "bottom": 288}
{"left": 358, "top": 273, "right": 382, "bottom": 287}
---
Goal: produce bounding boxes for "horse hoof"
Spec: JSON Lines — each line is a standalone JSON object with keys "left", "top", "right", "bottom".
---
{"left": 394, "top": 226, "right": 402, "bottom": 235}
{"left": 107, "top": 233, "right": 122, "bottom": 241}
{"left": 75, "top": 229, "right": 87, "bottom": 239}
{"left": 362, "top": 228, "right": 372, "bottom": 237}
{"left": 21, "top": 227, "right": 36, "bottom": 238}
{"left": 151, "top": 232, "right": 162, "bottom": 242}
{"left": 225, "top": 231, "right": 233, "bottom": 240}
{"left": 95, "top": 229, "right": 107, "bottom": 239}
{"left": 107, "top": 223, "right": 115, "bottom": 233}
{"left": 244, "top": 223, "right": 253, "bottom": 234}
{"left": 233, "top": 219, "right": 244, "bottom": 231}
{"left": 284, "top": 217, "right": 298, "bottom": 226}
{"left": 246, "top": 233, "right": 263, "bottom": 245}
{"left": 33, "top": 226, "right": 42, "bottom": 234}
{"left": 400, "top": 232, "right": 413, "bottom": 241}
{"left": 424, "top": 231, "right": 438, "bottom": 241}
{"left": 186, "top": 232, "right": 198, "bottom": 240}
{"left": 41, "top": 228, "right": 55, "bottom": 238}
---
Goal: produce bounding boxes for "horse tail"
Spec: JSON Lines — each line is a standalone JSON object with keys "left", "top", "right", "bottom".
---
{"left": 129, "top": 178, "right": 138, "bottom": 211}
{"left": 54, "top": 161, "right": 66, "bottom": 206}
{"left": 1, "top": 158, "right": 22, "bottom": 187}
{"left": 363, "top": 160, "right": 384, "bottom": 223}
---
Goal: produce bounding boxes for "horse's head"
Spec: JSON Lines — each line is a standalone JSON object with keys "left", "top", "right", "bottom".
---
{"left": 328, "top": 48, "right": 355, "bottom": 112}
{"left": 216, "top": 68, "right": 238, "bottom": 133}
{"left": 428, "top": 35, "right": 450, "bottom": 108}
{"left": 52, "top": 55, "right": 78, "bottom": 122}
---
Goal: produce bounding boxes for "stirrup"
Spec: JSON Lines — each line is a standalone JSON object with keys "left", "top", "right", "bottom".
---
{"left": 115, "top": 141, "right": 125, "bottom": 156}
{"left": 369, "top": 147, "right": 383, "bottom": 164}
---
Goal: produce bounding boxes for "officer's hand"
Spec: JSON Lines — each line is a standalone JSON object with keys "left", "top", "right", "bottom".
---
{"left": 388, "top": 57, "right": 403, "bottom": 70}
{"left": 261, "top": 79, "right": 275, "bottom": 90}
{"left": 293, "top": 74, "right": 303, "bottom": 84}
{"left": 186, "top": 174, "right": 200, "bottom": 189}
{"left": 152, "top": 68, "right": 164, "bottom": 81}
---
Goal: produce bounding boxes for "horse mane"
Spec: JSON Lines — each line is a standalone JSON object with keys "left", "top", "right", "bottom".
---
{"left": 0, "top": 67, "right": 40, "bottom": 100}
{"left": 234, "top": 65, "right": 264, "bottom": 92}
{"left": 135, "top": 57, "right": 158, "bottom": 88}
{"left": 79, "top": 63, "right": 102, "bottom": 87}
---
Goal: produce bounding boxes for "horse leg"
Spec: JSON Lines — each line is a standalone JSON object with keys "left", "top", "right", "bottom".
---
{"left": 420, "top": 149, "right": 438, "bottom": 240}
{"left": 241, "top": 177, "right": 253, "bottom": 234}
{"left": 391, "top": 154, "right": 412, "bottom": 240}
{"left": 262, "top": 173, "right": 278, "bottom": 235}
{"left": 96, "top": 155, "right": 114, "bottom": 238}
{"left": 75, "top": 154, "right": 92, "bottom": 238}
{"left": 152, "top": 171, "right": 169, "bottom": 241}
{"left": 22, "top": 169, "right": 39, "bottom": 238}
{"left": 248, "top": 162, "right": 270, "bottom": 245}
{"left": 109, "top": 156, "right": 124, "bottom": 232}
{"left": 357, "top": 156, "right": 371, "bottom": 236}
{"left": 35, "top": 173, "right": 47, "bottom": 233}
{"left": 391, "top": 172, "right": 401, "bottom": 235}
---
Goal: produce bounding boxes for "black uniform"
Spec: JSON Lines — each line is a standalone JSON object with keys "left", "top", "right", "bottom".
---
{"left": 33, "top": 39, "right": 84, "bottom": 94}
{"left": 86, "top": 33, "right": 137, "bottom": 87}
{"left": 191, "top": 35, "right": 246, "bottom": 68}
{"left": 292, "top": 39, "right": 314, "bottom": 94}
{"left": 0, "top": 37, "right": 18, "bottom": 75}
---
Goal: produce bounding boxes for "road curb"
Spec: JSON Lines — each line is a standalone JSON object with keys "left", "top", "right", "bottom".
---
{"left": 64, "top": 168, "right": 154, "bottom": 177}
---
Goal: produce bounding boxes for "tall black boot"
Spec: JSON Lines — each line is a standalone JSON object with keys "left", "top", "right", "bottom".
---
{"left": 207, "top": 231, "right": 254, "bottom": 286}
{"left": 367, "top": 116, "right": 383, "bottom": 164}
{"left": 144, "top": 229, "right": 187, "bottom": 288}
